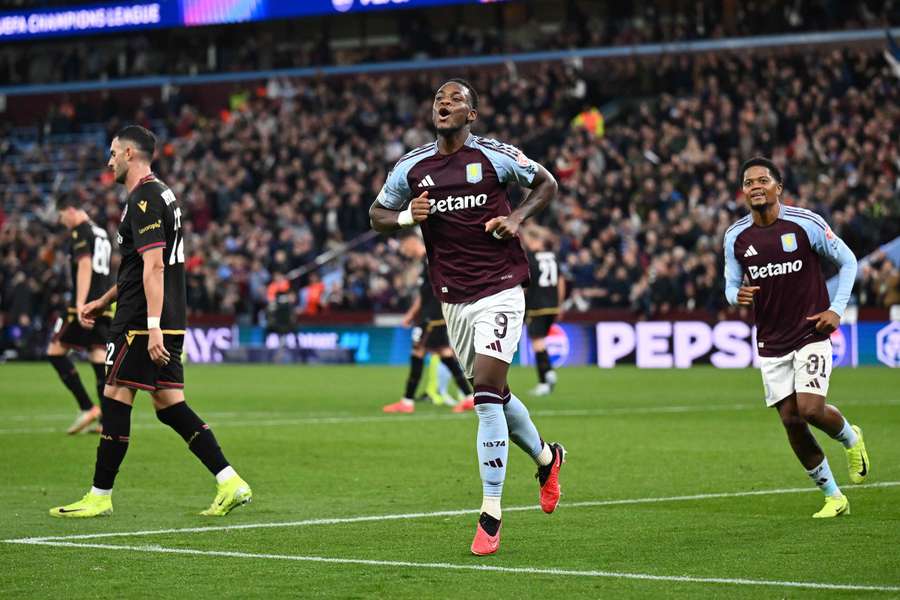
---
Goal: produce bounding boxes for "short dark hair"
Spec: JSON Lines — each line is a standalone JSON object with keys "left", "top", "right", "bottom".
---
{"left": 740, "top": 156, "right": 782, "bottom": 185}
{"left": 115, "top": 125, "right": 157, "bottom": 160}
{"left": 55, "top": 192, "right": 79, "bottom": 210}
{"left": 445, "top": 78, "right": 478, "bottom": 111}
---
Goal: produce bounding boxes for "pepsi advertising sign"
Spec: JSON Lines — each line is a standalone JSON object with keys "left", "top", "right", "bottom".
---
{"left": 183, "top": 320, "right": 897, "bottom": 367}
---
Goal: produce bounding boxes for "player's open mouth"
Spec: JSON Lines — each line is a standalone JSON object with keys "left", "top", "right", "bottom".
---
{"left": 750, "top": 192, "right": 765, "bottom": 200}
{"left": 438, "top": 107, "right": 451, "bottom": 118}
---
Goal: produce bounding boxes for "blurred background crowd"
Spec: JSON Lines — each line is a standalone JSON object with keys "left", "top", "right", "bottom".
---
{"left": 1, "top": 0, "right": 898, "bottom": 356}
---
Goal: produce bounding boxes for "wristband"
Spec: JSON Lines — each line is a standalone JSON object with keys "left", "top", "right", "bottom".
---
{"left": 147, "top": 317, "right": 161, "bottom": 329}
{"left": 397, "top": 206, "right": 415, "bottom": 227}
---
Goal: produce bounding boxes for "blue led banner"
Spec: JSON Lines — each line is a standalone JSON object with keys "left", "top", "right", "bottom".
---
{"left": 0, "top": 0, "right": 506, "bottom": 41}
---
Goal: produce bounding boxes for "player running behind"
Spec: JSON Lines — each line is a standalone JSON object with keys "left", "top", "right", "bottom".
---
{"left": 723, "top": 156, "right": 869, "bottom": 518}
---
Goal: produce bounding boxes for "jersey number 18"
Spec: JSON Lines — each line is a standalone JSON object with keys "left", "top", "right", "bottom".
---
{"left": 163, "top": 189, "right": 185, "bottom": 265}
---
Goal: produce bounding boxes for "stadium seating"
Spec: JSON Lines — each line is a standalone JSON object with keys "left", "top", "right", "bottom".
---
{"left": 1, "top": 45, "right": 898, "bottom": 356}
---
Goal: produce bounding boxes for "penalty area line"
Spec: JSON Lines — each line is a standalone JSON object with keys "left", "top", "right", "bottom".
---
{"left": 6, "top": 539, "right": 900, "bottom": 593}
{"left": 8, "top": 481, "right": 900, "bottom": 544}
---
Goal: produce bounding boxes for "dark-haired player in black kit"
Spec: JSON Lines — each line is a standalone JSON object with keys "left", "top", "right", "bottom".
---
{"left": 50, "top": 125, "right": 252, "bottom": 519}
{"left": 384, "top": 234, "right": 474, "bottom": 413}
{"left": 523, "top": 227, "right": 565, "bottom": 396}
{"left": 48, "top": 195, "right": 112, "bottom": 434}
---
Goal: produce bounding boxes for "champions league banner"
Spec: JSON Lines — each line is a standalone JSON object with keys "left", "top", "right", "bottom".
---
{"left": 0, "top": 0, "right": 506, "bottom": 41}
{"left": 181, "top": 321, "right": 897, "bottom": 367}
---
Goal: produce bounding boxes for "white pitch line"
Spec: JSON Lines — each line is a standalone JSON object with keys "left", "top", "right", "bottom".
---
{"left": 2, "top": 398, "right": 898, "bottom": 435}
{"left": 10, "top": 481, "right": 900, "bottom": 544}
{"left": 7, "top": 540, "right": 900, "bottom": 593}
{"left": 0, "top": 405, "right": 732, "bottom": 435}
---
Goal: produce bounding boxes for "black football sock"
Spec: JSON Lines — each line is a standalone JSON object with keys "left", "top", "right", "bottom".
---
{"left": 535, "top": 350, "right": 551, "bottom": 384}
{"left": 156, "top": 402, "right": 229, "bottom": 476}
{"left": 404, "top": 355, "right": 425, "bottom": 399}
{"left": 441, "top": 356, "right": 472, "bottom": 395}
{"left": 49, "top": 355, "right": 94, "bottom": 410}
{"left": 479, "top": 512, "right": 501, "bottom": 536}
{"left": 92, "top": 396, "right": 132, "bottom": 489}
{"left": 91, "top": 362, "right": 107, "bottom": 404}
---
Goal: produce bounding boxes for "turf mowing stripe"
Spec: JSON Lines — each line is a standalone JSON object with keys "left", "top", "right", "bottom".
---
{"left": 11, "top": 481, "right": 899, "bottom": 543}
{"left": 7, "top": 540, "right": 900, "bottom": 593}
{"left": 1, "top": 398, "right": 898, "bottom": 435}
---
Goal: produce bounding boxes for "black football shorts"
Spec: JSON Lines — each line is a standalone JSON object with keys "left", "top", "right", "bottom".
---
{"left": 526, "top": 313, "right": 556, "bottom": 340}
{"left": 53, "top": 310, "right": 110, "bottom": 350}
{"left": 106, "top": 329, "right": 185, "bottom": 391}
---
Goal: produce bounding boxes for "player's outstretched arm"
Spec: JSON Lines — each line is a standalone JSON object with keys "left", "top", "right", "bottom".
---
{"left": 369, "top": 191, "right": 430, "bottom": 234}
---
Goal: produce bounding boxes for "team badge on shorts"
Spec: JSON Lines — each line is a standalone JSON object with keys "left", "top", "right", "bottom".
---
{"left": 781, "top": 233, "right": 798, "bottom": 252}
{"left": 466, "top": 163, "right": 483, "bottom": 183}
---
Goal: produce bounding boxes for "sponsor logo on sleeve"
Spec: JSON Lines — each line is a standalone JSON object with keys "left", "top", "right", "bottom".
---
{"left": 137, "top": 200, "right": 148, "bottom": 213}
{"left": 138, "top": 219, "right": 162, "bottom": 235}
{"left": 516, "top": 151, "right": 530, "bottom": 167}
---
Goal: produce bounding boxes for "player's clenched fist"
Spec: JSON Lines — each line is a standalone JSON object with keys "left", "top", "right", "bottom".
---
{"left": 409, "top": 191, "right": 430, "bottom": 224}
{"left": 736, "top": 285, "right": 760, "bottom": 306}
{"left": 485, "top": 214, "right": 522, "bottom": 240}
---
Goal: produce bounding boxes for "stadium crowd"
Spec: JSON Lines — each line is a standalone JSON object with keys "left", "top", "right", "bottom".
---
{"left": 1, "top": 44, "right": 899, "bottom": 356}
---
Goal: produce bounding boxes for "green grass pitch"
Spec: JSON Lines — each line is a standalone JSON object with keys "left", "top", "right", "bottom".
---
{"left": 1, "top": 364, "right": 899, "bottom": 598}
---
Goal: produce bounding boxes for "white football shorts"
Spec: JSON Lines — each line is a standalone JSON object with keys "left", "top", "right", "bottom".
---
{"left": 442, "top": 286, "right": 525, "bottom": 380}
{"left": 759, "top": 339, "right": 832, "bottom": 406}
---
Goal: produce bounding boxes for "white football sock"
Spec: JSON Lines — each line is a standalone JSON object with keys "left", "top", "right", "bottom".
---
{"left": 481, "top": 496, "right": 501, "bottom": 520}
{"left": 536, "top": 442, "right": 553, "bottom": 467}
{"left": 806, "top": 458, "right": 840, "bottom": 497}
{"left": 215, "top": 465, "right": 237, "bottom": 484}
{"left": 833, "top": 418, "right": 858, "bottom": 449}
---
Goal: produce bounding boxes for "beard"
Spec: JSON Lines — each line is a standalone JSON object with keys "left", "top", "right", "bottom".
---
{"left": 114, "top": 166, "right": 128, "bottom": 184}
{"left": 749, "top": 197, "right": 771, "bottom": 212}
